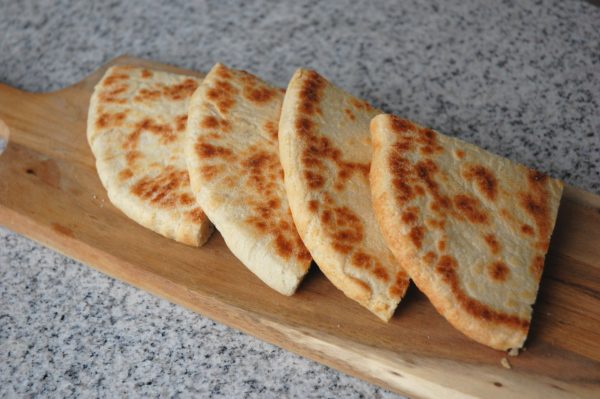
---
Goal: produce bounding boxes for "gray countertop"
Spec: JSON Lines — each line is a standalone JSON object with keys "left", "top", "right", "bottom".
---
{"left": 1, "top": 0, "right": 599, "bottom": 397}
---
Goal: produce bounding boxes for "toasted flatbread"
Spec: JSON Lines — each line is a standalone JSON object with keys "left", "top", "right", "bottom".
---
{"left": 370, "top": 114, "right": 563, "bottom": 349}
{"left": 87, "top": 66, "right": 213, "bottom": 246}
{"left": 278, "top": 70, "right": 409, "bottom": 321}
{"left": 185, "top": 64, "right": 311, "bottom": 295}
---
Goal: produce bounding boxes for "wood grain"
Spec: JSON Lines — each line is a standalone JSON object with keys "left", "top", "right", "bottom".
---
{"left": 0, "top": 56, "right": 599, "bottom": 399}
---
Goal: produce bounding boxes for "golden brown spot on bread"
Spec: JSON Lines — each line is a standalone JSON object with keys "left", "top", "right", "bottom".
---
{"left": 344, "top": 108, "right": 356, "bottom": 121}
{"left": 454, "top": 194, "right": 489, "bottom": 224}
{"left": 200, "top": 165, "right": 220, "bottom": 181}
{"left": 119, "top": 168, "right": 133, "bottom": 181}
{"left": 389, "top": 270, "right": 409, "bottom": 298}
{"left": 263, "top": 120, "right": 278, "bottom": 140}
{"left": 520, "top": 170, "right": 553, "bottom": 247}
{"left": 521, "top": 224, "right": 535, "bottom": 236}
{"left": 393, "top": 180, "right": 415, "bottom": 205}
{"left": 423, "top": 251, "right": 437, "bottom": 264}
{"left": 390, "top": 116, "right": 416, "bottom": 134}
{"left": 124, "top": 118, "right": 177, "bottom": 151}
{"left": 531, "top": 255, "right": 545, "bottom": 279}
{"left": 131, "top": 167, "right": 191, "bottom": 208}
{"left": 201, "top": 115, "right": 219, "bottom": 129}
{"left": 349, "top": 97, "right": 374, "bottom": 112}
{"left": 373, "top": 265, "right": 390, "bottom": 282}
{"left": 244, "top": 85, "right": 276, "bottom": 104}
{"left": 229, "top": 69, "right": 280, "bottom": 107}
{"left": 489, "top": 261, "right": 510, "bottom": 281}
{"left": 437, "top": 239, "right": 446, "bottom": 252}
{"left": 103, "top": 73, "right": 129, "bottom": 86}
{"left": 484, "top": 234, "right": 500, "bottom": 254}
{"left": 425, "top": 218, "right": 445, "bottom": 230}
{"left": 216, "top": 97, "right": 235, "bottom": 114}
{"left": 162, "top": 78, "right": 198, "bottom": 100}
{"left": 216, "top": 65, "right": 232, "bottom": 79}
{"left": 500, "top": 208, "right": 515, "bottom": 223}
{"left": 318, "top": 206, "right": 364, "bottom": 254}
{"left": 214, "top": 79, "right": 237, "bottom": 95}
{"left": 98, "top": 84, "right": 128, "bottom": 104}
{"left": 205, "top": 78, "right": 239, "bottom": 115}
{"left": 401, "top": 207, "right": 418, "bottom": 225}
{"left": 436, "top": 255, "right": 529, "bottom": 330}
{"left": 179, "top": 193, "right": 195, "bottom": 205}
{"left": 242, "top": 151, "right": 272, "bottom": 170}
{"left": 195, "top": 141, "right": 233, "bottom": 159}
{"left": 295, "top": 117, "right": 314, "bottom": 137}
{"left": 349, "top": 252, "right": 389, "bottom": 282}
{"left": 389, "top": 155, "right": 416, "bottom": 205}
{"left": 409, "top": 226, "right": 425, "bottom": 249}
{"left": 248, "top": 217, "right": 268, "bottom": 232}
{"left": 125, "top": 151, "right": 140, "bottom": 165}
{"left": 416, "top": 127, "right": 443, "bottom": 154}
{"left": 108, "top": 85, "right": 128, "bottom": 96}
{"left": 206, "top": 88, "right": 220, "bottom": 100}
{"left": 141, "top": 119, "right": 177, "bottom": 143}
{"left": 415, "top": 159, "right": 438, "bottom": 189}
{"left": 308, "top": 200, "right": 319, "bottom": 213}
{"left": 141, "top": 69, "right": 153, "bottom": 78}
{"left": 455, "top": 149, "right": 465, "bottom": 159}
{"left": 185, "top": 207, "right": 207, "bottom": 224}
{"left": 351, "top": 251, "right": 371, "bottom": 269}
{"left": 393, "top": 140, "right": 412, "bottom": 153}
{"left": 304, "top": 170, "right": 325, "bottom": 189}
{"left": 274, "top": 234, "right": 293, "bottom": 259}
{"left": 298, "top": 70, "right": 326, "bottom": 115}
{"left": 95, "top": 111, "right": 127, "bottom": 129}
{"left": 134, "top": 88, "right": 161, "bottom": 102}
{"left": 464, "top": 165, "right": 498, "bottom": 201}
{"left": 175, "top": 114, "right": 188, "bottom": 132}
{"left": 201, "top": 115, "right": 231, "bottom": 133}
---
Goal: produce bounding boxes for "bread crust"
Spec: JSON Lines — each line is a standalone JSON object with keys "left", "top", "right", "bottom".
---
{"left": 370, "top": 114, "right": 563, "bottom": 349}
{"left": 278, "top": 70, "right": 409, "bottom": 320}
{"left": 87, "top": 66, "right": 213, "bottom": 246}
{"left": 185, "top": 64, "right": 311, "bottom": 295}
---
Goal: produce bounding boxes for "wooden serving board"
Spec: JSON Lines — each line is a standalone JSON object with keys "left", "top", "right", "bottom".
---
{"left": 1, "top": 56, "right": 599, "bottom": 399}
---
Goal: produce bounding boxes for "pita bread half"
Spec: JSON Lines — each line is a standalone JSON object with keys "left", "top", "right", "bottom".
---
{"left": 278, "top": 69, "right": 409, "bottom": 321}
{"left": 87, "top": 66, "right": 213, "bottom": 246}
{"left": 185, "top": 64, "right": 311, "bottom": 296}
{"left": 370, "top": 114, "right": 563, "bottom": 350}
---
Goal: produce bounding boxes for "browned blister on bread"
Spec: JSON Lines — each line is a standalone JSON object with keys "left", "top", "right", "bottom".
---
{"left": 87, "top": 66, "right": 213, "bottom": 246}
{"left": 278, "top": 70, "right": 409, "bottom": 321}
{"left": 186, "top": 64, "right": 311, "bottom": 295}
{"left": 369, "top": 114, "right": 563, "bottom": 349}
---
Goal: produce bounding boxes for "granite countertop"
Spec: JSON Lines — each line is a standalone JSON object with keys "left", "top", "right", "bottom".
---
{"left": 1, "top": 0, "right": 599, "bottom": 397}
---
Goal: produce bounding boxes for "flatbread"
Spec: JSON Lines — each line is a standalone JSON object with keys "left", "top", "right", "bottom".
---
{"left": 87, "top": 66, "right": 213, "bottom": 246}
{"left": 278, "top": 69, "right": 409, "bottom": 321}
{"left": 370, "top": 114, "right": 563, "bottom": 349}
{"left": 185, "top": 64, "right": 311, "bottom": 295}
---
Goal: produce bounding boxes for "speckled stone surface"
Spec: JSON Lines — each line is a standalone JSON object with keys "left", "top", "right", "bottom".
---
{"left": 1, "top": 0, "right": 599, "bottom": 397}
